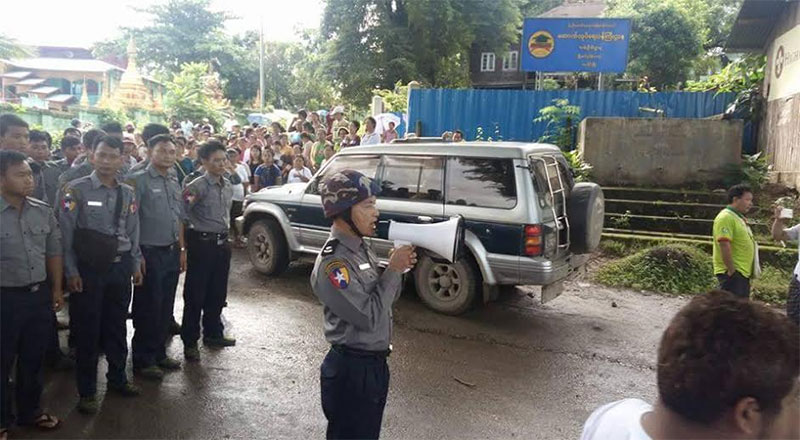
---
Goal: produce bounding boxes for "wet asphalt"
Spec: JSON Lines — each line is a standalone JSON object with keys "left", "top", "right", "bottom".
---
{"left": 15, "top": 251, "right": 689, "bottom": 439}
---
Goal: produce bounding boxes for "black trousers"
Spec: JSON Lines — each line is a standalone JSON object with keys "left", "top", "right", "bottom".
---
{"left": 0, "top": 285, "right": 51, "bottom": 428}
{"left": 717, "top": 271, "right": 751, "bottom": 299}
{"left": 73, "top": 254, "right": 133, "bottom": 397}
{"left": 132, "top": 245, "right": 180, "bottom": 368}
{"left": 320, "top": 347, "right": 390, "bottom": 440}
{"left": 787, "top": 275, "right": 799, "bottom": 325}
{"left": 181, "top": 231, "right": 231, "bottom": 346}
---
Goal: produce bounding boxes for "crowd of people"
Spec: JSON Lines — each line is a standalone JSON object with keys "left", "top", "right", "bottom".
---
{"left": 1, "top": 106, "right": 799, "bottom": 440}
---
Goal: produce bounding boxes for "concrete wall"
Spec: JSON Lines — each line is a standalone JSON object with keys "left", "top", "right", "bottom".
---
{"left": 761, "top": 1, "right": 800, "bottom": 190}
{"left": 578, "top": 117, "right": 743, "bottom": 186}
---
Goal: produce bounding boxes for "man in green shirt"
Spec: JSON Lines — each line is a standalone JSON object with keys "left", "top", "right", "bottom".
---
{"left": 712, "top": 184, "right": 756, "bottom": 298}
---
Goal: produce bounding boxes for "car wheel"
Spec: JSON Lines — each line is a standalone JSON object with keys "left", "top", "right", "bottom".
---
{"left": 247, "top": 218, "right": 289, "bottom": 276}
{"left": 414, "top": 255, "right": 479, "bottom": 315}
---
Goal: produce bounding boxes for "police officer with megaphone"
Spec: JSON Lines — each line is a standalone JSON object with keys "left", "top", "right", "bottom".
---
{"left": 311, "top": 169, "right": 416, "bottom": 439}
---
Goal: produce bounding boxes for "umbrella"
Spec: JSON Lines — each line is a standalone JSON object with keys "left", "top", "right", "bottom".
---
{"left": 374, "top": 113, "right": 402, "bottom": 135}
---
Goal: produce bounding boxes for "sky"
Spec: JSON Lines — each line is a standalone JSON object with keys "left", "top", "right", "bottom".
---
{"left": 3, "top": 0, "right": 324, "bottom": 48}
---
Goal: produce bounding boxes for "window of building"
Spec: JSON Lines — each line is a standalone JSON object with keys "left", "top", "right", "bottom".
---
{"left": 480, "top": 52, "right": 496, "bottom": 72}
{"left": 502, "top": 51, "right": 519, "bottom": 71}
{"left": 379, "top": 156, "right": 444, "bottom": 202}
{"left": 446, "top": 158, "right": 517, "bottom": 209}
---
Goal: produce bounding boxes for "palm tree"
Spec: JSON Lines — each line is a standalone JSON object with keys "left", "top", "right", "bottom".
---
{"left": 0, "top": 35, "right": 33, "bottom": 60}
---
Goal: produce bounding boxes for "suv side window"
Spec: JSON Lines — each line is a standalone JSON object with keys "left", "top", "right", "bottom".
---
{"left": 380, "top": 155, "right": 444, "bottom": 202}
{"left": 307, "top": 155, "right": 380, "bottom": 195}
{"left": 445, "top": 157, "right": 517, "bottom": 209}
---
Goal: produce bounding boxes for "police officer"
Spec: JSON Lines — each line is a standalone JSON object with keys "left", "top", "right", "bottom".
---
{"left": 311, "top": 170, "right": 417, "bottom": 439}
{"left": 127, "top": 123, "right": 172, "bottom": 175}
{"left": 59, "top": 135, "right": 143, "bottom": 414}
{"left": 56, "top": 128, "right": 107, "bottom": 189}
{"left": 0, "top": 151, "right": 64, "bottom": 436}
{"left": 181, "top": 139, "right": 236, "bottom": 361}
{"left": 127, "top": 134, "right": 185, "bottom": 380}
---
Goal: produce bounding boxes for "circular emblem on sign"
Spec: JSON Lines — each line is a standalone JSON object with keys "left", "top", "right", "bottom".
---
{"left": 775, "top": 45, "right": 785, "bottom": 79}
{"left": 529, "top": 30, "right": 555, "bottom": 58}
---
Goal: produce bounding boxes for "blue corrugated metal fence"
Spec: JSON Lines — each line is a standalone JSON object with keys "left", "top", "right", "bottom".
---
{"left": 408, "top": 88, "right": 737, "bottom": 143}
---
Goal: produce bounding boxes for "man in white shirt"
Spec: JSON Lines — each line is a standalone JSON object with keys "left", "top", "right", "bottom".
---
{"left": 581, "top": 291, "right": 799, "bottom": 440}
{"left": 772, "top": 205, "right": 800, "bottom": 325}
{"left": 360, "top": 117, "right": 380, "bottom": 146}
{"left": 226, "top": 148, "right": 250, "bottom": 247}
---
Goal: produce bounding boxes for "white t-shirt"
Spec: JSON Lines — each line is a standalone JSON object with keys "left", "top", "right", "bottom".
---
{"left": 785, "top": 224, "right": 800, "bottom": 278}
{"left": 361, "top": 131, "right": 380, "bottom": 145}
{"left": 231, "top": 163, "right": 250, "bottom": 202}
{"left": 580, "top": 399, "right": 653, "bottom": 440}
{"left": 287, "top": 167, "right": 313, "bottom": 184}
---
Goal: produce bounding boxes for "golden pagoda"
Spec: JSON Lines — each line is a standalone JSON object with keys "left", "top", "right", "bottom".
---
{"left": 110, "top": 38, "right": 155, "bottom": 110}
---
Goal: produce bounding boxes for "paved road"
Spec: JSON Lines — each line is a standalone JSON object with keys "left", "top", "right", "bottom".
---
{"left": 19, "top": 251, "right": 688, "bottom": 439}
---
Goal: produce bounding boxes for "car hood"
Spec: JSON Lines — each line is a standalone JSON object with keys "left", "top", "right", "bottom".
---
{"left": 247, "top": 182, "right": 308, "bottom": 203}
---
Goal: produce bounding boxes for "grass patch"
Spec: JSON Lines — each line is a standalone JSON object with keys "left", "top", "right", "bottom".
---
{"left": 595, "top": 242, "right": 792, "bottom": 305}
{"left": 595, "top": 244, "right": 716, "bottom": 295}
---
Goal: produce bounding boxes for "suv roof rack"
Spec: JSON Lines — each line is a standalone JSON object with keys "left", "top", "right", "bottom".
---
{"left": 390, "top": 137, "right": 451, "bottom": 144}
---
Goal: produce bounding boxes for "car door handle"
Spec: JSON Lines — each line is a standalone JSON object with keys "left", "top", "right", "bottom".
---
{"left": 417, "top": 216, "right": 433, "bottom": 223}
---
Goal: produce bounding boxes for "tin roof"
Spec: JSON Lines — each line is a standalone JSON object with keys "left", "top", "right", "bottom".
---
{"left": 539, "top": 1, "right": 606, "bottom": 18}
{"left": 1, "top": 70, "right": 32, "bottom": 79}
{"left": 28, "top": 86, "right": 60, "bottom": 95}
{"left": 46, "top": 94, "right": 77, "bottom": 103}
{"left": 3, "top": 57, "right": 123, "bottom": 73}
{"left": 15, "top": 78, "right": 47, "bottom": 86}
{"left": 727, "top": 0, "right": 791, "bottom": 52}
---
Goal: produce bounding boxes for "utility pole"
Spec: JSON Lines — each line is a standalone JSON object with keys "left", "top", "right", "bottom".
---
{"left": 259, "top": 15, "right": 265, "bottom": 113}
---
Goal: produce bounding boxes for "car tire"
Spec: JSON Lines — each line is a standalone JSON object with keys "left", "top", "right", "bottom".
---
{"left": 247, "top": 218, "right": 289, "bottom": 276}
{"left": 567, "top": 182, "right": 605, "bottom": 254}
{"left": 414, "top": 255, "right": 479, "bottom": 315}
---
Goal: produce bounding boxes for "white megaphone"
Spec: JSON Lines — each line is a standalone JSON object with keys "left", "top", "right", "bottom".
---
{"left": 385, "top": 216, "right": 465, "bottom": 263}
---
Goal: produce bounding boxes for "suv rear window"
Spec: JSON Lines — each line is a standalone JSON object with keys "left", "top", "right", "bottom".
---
{"left": 380, "top": 156, "right": 444, "bottom": 202}
{"left": 445, "top": 157, "right": 517, "bottom": 209}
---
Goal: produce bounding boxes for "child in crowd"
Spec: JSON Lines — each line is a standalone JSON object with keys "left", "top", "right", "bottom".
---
{"left": 287, "top": 156, "right": 313, "bottom": 184}
{"left": 253, "top": 149, "right": 282, "bottom": 191}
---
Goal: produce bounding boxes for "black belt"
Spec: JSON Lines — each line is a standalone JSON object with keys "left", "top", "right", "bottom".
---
{"left": 189, "top": 230, "right": 228, "bottom": 241}
{"left": 141, "top": 242, "right": 180, "bottom": 251}
{"left": 332, "top": 344, "right": 391, "bottom": 358}
{"left": 1, "top": 281, "right": 46, "bottom": 293}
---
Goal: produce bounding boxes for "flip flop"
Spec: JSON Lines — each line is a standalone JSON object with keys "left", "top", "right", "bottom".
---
{"left": 31, "top": 413, "right": 61, "bottom": 431}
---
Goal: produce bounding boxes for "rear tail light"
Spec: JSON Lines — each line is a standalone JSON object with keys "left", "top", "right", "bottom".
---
{"left": 524, "top": 224, "right": 543, "bottom": 256}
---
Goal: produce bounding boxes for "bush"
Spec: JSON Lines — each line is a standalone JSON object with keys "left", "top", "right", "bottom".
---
{"left": 752, "top": 266, "right": 791, "bottom": 305}
{"left": 595, "top": 244, "right": 716, "bottom": 295}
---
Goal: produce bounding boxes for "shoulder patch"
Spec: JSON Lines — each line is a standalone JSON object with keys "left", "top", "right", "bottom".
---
{"left": 62, "top": 188, "right": 76, "bottom": 212}
{"left": 321, "top": 239, "right": 339, "bottom": 256}
{"left": 325, "top": 259, "right": 350, "bottom": 289}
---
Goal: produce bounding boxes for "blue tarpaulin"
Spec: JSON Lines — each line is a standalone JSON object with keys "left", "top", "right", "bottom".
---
{"left": 408, "top": 89, "right": 737, "bottom": 143}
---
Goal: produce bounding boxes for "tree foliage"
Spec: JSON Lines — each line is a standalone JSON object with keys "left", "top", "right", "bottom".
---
{"left": 606, "top": 0, "right": 743, "bottom": 89}
{"left": 321, "top": 0, "right": 521, "bottom": 105}
{"left": 0, "top": 34, "right": 33, "bottom": 59}
{"left": 164, "top": 62, "right": 231, "bottom": 126}
{"left": 685, "top": 54, "right": 765, "bottom": 93}
{"left": 607, "top": 2, "right": 702, "bottom": 89}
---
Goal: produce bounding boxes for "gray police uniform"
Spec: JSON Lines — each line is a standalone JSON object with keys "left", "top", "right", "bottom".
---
{"left": 311, "top": 228, "right": 402, "bottom": 351}
{"left": 57, "top": 161, "right": 93, "bottom": 189}
{"left": 181, "top": 172, "right": 234, "bottom": 347}
{"left": 311, "top": 228, "right": 402, "bottom": 439}
{"left": 58, "top": 171, "right": 141, "bottom": 397}
{"left": 0, "top": 196, "right": 61, "bottom": 428}
{"left": 127, "top": 164, "right": 185, "bottom": 368}
{"left": 29, "top": 159, "right": 60, "bottom": 205}
{"left": 128, "top": 158, "right": 149, "bottom": 174}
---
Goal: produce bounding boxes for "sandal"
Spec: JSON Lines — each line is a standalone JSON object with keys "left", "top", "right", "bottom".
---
{"left": 31, "top": 413, "right": 61, "bottom": 431}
